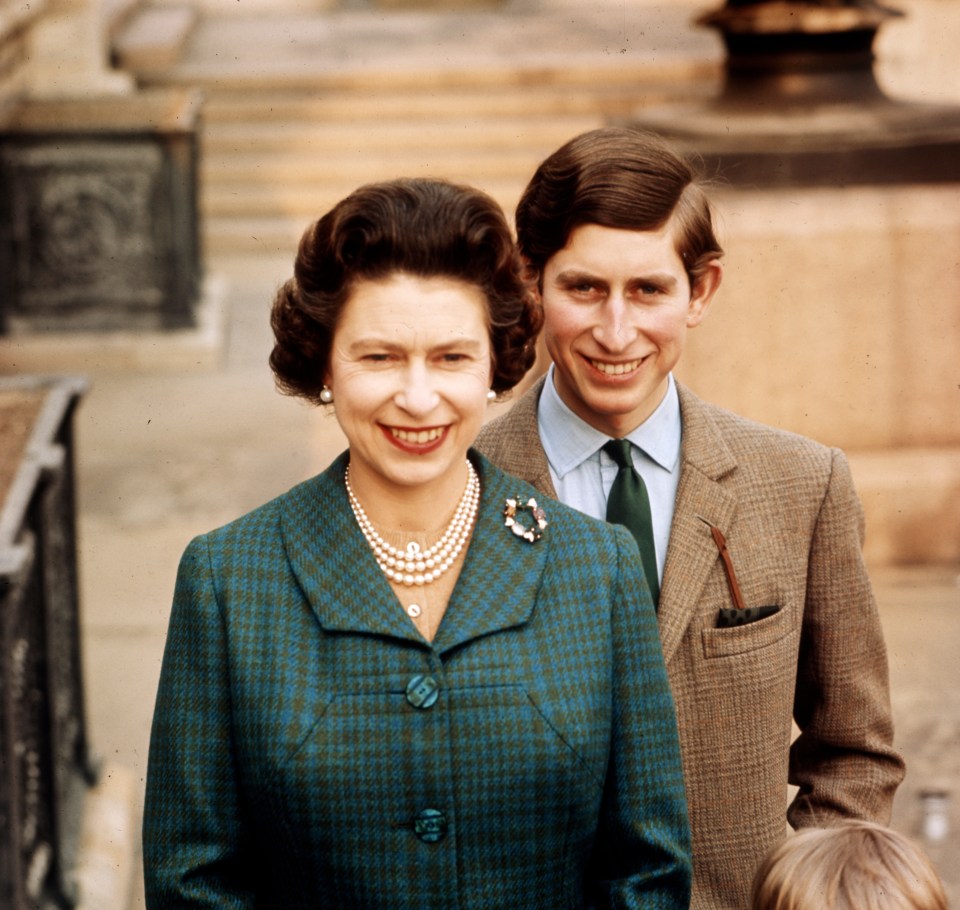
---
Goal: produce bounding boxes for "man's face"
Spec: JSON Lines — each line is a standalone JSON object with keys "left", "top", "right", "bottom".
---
{"left": 539, "top": 221, "right": 721, "bottom": 438}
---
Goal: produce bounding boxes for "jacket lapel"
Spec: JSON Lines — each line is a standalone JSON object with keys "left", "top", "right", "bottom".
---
{"left": 658, "top": 384, "right": 739, "bottom": 665}
{"left": 280, "top": 453, "right": 425, "bottom": 646}
{"left": 485, "top": 378, "right": 740, "bottom": 665}
{"left": 479, "top": 378, "right": 558, "bottom": 497}
{"left": 280, "top": 452, "right": 549, "bottom": 653}
{"left": 432, "top": 455, "right": 549, "bottom": 654}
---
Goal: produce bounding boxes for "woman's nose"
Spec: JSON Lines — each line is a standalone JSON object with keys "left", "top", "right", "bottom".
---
{"left": 395, "top": 364, "right": 440, "bottom": 415}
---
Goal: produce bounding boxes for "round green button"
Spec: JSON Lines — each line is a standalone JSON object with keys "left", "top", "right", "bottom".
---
{"left": 406, "top": 674, "right": 440, "bottom": 709}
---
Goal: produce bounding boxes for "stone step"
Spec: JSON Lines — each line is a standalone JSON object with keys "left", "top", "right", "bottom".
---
{"left": 195, "top": 78, "right": 711, "bottom": 143}
{"left": 202, "top": 145, "right": 565, "bottom": 187}
{"left": 201, "top": 169, "right": 529, "bottom": 255}
{"left": 847, "top": 447, "right": 960, "bottom": 567}
{"left": 151, "top": 61, "right": 713, "bottom": 97}
{"left": 203, "top": 216, "right": 306, "bottom": 257}
{"left": 202, "top": 173, "right": 527, "bottom": 221}
{"left": 198, "top": 148, "right": 534, "bottom": 250}
{"left": 168, "top": 9, "right": 719, "bottom": 254}
{"left": 132, "top": 8, "right": 719, "bottom": 96}
{"left": 194, "top": 77, "right": 710, "bottom": 249}
{"left": 202, "top": 114, "right": 606, "bottom": 155}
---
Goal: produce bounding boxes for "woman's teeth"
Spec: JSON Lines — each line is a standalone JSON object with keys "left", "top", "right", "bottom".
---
{"left": 391, "top": 427, "right": 443, "bottom": 443}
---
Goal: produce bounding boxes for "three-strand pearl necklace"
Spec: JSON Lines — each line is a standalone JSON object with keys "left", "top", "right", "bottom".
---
{"left": 345, "top": 460, "right": 480, "bottom": 587}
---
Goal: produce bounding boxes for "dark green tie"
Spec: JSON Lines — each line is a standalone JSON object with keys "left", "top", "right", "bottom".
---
{"left": 603, "top": 439, "right": 660, "bottom": 606}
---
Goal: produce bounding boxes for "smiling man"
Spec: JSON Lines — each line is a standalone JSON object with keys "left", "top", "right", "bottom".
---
{"left": 476, "top": 128, "right": 904, "bottom": 910}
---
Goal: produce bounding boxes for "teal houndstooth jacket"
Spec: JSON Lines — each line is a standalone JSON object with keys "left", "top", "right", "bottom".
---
{"left": 143, "top": 451, "right": 691, "bottom": 909}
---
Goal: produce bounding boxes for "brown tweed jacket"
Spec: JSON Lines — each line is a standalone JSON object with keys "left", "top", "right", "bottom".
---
{"left": 475, "top": 377, "right": 904, "bottom": 910}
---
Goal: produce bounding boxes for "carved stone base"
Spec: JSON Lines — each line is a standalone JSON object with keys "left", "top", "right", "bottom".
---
{"left": 0, "top": 90, "right": 203, "bottom": 333}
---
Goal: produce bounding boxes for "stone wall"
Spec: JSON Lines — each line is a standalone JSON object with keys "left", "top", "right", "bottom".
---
{"left": 681, "top": 183, "right": 959, "bottom": 452}
{"left": 675, "top": 182, "right": 960, "bottom": 566}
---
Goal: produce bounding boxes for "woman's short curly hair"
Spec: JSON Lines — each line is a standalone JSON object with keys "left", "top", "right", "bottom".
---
{"left": 270, "top": 177, "right": 542, "bottom": 404}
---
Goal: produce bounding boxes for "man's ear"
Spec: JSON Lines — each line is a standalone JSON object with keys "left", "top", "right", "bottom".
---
{"left": 520, "top": 258, "right": 543, "bottom": 300}
{"left": 687, "top": 259, "right": 723, "bottom": 328}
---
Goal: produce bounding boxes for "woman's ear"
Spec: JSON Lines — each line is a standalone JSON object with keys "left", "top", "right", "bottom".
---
{"left": 686, "top": 259, "right": 723, "bottom": 328}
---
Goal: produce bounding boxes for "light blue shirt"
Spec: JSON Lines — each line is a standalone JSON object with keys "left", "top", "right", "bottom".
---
{"left": 537, "top": 366, "right": 682, "bottom": 584}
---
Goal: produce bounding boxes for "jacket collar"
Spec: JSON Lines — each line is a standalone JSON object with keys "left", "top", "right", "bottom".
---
{"left": 279, "top": 451, "right": 550, "bottom": 655}
{"left": 494, "top": 378, "right": 740, "bottom": 665}
{"left": 484, "top": 377, "right": 740, "bottom": 665}
{"left": 485, "top": 376, "right": 557, "bottom": 497}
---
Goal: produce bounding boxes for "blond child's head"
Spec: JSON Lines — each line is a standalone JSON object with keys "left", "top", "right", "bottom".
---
{"left": 752, "top": 821, "right": 948, "bottom": 910}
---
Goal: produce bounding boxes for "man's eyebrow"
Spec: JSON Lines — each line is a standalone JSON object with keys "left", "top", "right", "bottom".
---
{"left": 627, "top": 273, "right": 679, "bottom": 288}
{"left": 553, "top": 269, "right": 679, "bottom": 288}
{"left": 554, "top": 269, "right": 606, "bottom": 283}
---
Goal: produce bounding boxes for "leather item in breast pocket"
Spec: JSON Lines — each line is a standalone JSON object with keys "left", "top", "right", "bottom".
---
{"left": 700, "top": 519, "right": 782, "bottom": 629}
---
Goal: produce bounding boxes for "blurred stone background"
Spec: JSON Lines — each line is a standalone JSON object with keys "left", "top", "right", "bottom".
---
{"left": 0, "top": 0, "right": 957, "bottom": 907}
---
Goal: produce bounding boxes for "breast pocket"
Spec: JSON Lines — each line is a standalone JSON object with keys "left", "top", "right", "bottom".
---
{"left": 701, "top": 600, "right": 795, "bottom": 659}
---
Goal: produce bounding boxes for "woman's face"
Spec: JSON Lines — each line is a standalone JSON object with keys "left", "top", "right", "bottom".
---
{"left": 326, "top": 272, "right": 493, "bottom": 501}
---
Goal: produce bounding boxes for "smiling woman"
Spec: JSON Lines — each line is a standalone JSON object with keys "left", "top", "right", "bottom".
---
{"left": 325, "top": 273, "right": 493, "bottom": 508}
{"left": 142, "top": 177, "right": 692, "bottom": 910}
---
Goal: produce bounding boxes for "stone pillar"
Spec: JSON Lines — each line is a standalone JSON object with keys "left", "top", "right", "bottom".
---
{"left": 23, "top": 0, "right": 132, "bottom": 99}
{"left": 621, "top": 0, "right": 960, "bottom": 567}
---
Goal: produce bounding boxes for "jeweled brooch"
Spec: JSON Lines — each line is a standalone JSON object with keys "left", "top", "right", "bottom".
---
{"left": 503, "top": 496, "right": 548, "bottom": 543}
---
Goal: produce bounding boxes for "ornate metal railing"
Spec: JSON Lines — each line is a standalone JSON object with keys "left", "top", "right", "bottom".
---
{"left": 0, "top": 375, "right": 95, "bottom": 909}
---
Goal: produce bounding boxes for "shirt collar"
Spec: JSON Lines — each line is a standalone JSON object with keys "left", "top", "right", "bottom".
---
{"left": 539, "top": 366, "right": 682, "bottom": 479}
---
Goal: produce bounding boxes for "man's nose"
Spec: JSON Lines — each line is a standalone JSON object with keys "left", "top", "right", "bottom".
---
{"left": 592, "top": 295, "right": 637, "bottom": 352}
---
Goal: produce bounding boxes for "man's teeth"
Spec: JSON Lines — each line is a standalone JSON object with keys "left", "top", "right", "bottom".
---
{"left": 591, "top": 359, "right": 642, "bottom": 375}
{"left": 391, "top": 427, "right": 444, "bottom": 444}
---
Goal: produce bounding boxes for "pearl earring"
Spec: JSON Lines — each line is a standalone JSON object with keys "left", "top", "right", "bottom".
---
{"left": 320, "top": 386, "right": 334, "bottom": 404}
{"left": 487, "top": 390, "right": 496, "bottom": 401}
